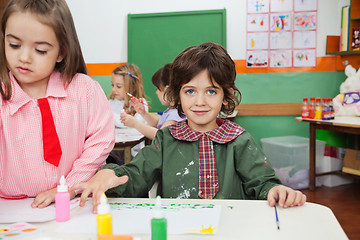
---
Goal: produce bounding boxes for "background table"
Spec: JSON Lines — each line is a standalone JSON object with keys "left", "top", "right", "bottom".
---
{"left": 0, "top": 198, "right": 347, "bottom": 240}
{"left": 114, "top": 128, "right": 145, "bottom": 164}
{"left": 296, "top": 116, "right": 360, "bottom": 191}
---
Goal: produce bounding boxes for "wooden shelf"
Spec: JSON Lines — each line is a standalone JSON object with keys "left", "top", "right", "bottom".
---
{"left": 324, "top": 1, "right": 360, "bottom": 70}
{"left": 327, "top": 51, "right": 360, "bottom": 55}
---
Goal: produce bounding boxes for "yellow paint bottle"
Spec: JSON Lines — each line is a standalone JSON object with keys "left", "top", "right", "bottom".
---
{"left": 97, "top": 193, "right": 112, "bottom": 235}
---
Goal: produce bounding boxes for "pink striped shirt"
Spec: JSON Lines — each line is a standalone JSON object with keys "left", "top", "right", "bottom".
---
{"left": 0, "top": 72, "right": 115, "bottom": 198}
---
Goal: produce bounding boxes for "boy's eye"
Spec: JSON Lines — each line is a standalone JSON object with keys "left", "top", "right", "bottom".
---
{"left": 9, "top": 43, "right": 20, "bottom": 49}
{"left": 185, "top": 89, "right": 195, "bottom": 95}
{"left": 208, "top": 89, "right": 216, "bottom": 95}
{"left": 36, "top": 49, "right": 47, "bottom": 55}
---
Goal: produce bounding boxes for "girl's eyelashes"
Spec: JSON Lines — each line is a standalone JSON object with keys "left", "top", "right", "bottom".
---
{"left": 36, "top": 49, "right": 47, "bottom": 55}
{"left": 8, "top": 43, "right": 48, "bottom": 55}
{"left": 9, "top": 43, "right": 20, "bottom": 49}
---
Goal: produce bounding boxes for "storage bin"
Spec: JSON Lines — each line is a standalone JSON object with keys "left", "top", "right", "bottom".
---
{"left": 261, "top": 136, "right": 326, "bottom": 189}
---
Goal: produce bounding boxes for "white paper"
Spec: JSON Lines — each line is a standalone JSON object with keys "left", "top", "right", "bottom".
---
{"left": 0, "top": 198, "right": 80, "bottom": 223}
{"left": 56, "top": 201, "right": 221, "bottom": 235}
{"left": 270, "top": 32, "right": 292, "bottom": 49}
{"left": 294, "top": 12, "right": 317, "bottom": 30}
{"left": 270, "top": 0, "right": 293, "bottom": 12}
{"left": 248, "top": 0, "right": 269, "bottom": 13}
{"left": 115, "top": 128, "right": 144, "bottom": 143}
{"left": 293, "top": 49, "right": 316, "bottom": 67}
{"left": 270, "top": 13, "right": 292, "bottom": 31}
{"left": 247, "top": 51, "right": 269, "bottom": 68}
{"left": 270, "top": 50, "right": 292, "bottom": 67}
{"left": 247, "top": 14, "right": 269, "bottom": 32}
{"left": 294, "top": 0, "right": 317, "bottom": 11}
{"left": 293, "top": 31, "right": 316, "bottom": 49}
{"left": 247, "top": 32, "right": 269, "bottom": 50}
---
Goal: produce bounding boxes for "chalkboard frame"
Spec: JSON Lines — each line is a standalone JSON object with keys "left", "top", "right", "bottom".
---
{"left": 128, "top": 9, "right": 227, "bottom": 112}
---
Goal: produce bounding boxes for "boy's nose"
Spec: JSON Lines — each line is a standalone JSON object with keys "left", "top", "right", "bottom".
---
{"left": 194, "top": 94, "right": 205, "bottom": 105}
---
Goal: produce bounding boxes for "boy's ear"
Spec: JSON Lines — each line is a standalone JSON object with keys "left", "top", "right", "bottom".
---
{"left": 223, "top": 87, "right": 233, "bottom": 105}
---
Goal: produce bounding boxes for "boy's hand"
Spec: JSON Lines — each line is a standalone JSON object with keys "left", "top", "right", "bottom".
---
{"left": 31, "top": 187, "right": 75, "bottom": 208}
{"left": 267, "top": 185, "right": 306, "bottom": 208}
{"left": 70, "top": 169, "right": 129, "bottom": 213}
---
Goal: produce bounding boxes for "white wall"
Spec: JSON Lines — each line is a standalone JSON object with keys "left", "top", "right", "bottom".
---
{"left": 66, "top": 0, "right": 348, "bottom": 64}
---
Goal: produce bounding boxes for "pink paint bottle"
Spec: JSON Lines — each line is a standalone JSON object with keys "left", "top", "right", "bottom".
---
{"left": 55, "top": 175, "right": 70, "bottom": 222}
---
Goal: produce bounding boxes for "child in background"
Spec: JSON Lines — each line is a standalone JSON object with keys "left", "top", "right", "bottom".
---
{"left": 121, "top": 63, "right": 186, "bottom": 140}
{"left": 73, "top": 42, "right": 306, "bottom": 212}
{"left": 0, "top": 0, "right": 114, "bottom": 208}
{"left": 107, "top": 64, "right": 149, "bottom": 162}
{"left": 108, "top": 64, "right": 149, "bottom": 128}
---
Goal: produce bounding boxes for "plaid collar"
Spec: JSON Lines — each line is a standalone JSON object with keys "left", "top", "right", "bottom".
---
{"left": 168, "top": 119, "right": 245, "bottom": 143}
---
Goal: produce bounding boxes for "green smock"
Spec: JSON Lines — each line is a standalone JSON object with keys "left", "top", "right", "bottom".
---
{"left": 102, "top": 120, "right": 281, "bottom": 200}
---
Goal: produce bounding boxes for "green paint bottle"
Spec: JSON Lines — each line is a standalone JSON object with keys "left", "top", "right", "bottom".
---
{"left": 151, "top": 196, "right": 167, "bottom": 240}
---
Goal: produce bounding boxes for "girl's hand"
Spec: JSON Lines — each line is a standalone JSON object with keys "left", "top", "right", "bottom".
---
{"left": 31, "top": 187, "right": 75, "bottom": 208}
{"left": 70, "top": 169, "right": 128, "bottom": 213}
{"left": 120, "top": 113, "right": 136, "bottom": 128}
{"left": 130, "top": 97, "right": 146, "bottom": 115}
{"left": 267, "top": 185, "right": 306, "bottom": 208}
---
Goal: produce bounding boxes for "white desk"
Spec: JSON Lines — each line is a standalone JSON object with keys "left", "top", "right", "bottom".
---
{"left": 0, "top": 198, "right": 347, "bottom": 240}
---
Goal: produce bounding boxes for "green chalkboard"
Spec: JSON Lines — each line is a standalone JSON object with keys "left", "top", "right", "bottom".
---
{"left": 128, "top": 9, "right": 226, "bottom": 112}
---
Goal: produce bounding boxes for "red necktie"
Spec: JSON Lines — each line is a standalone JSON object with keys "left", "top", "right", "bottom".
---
{"left": 38, "top": 98, "right": 62, "bottom": 167}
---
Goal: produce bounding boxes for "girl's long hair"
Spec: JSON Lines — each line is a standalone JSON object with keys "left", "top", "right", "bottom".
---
{"left": 0, "top": 0, "right": 87, "bottom": 100}
{"left": 109, "top": 64, "right": 146, "bottom": 116}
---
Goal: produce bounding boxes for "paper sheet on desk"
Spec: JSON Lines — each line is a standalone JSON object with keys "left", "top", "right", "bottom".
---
{"left": 56, "top": 202, "right": 221, "bottom": 235}
{"left": 115, "top": 128, "right": 144, "bottom": 142}
{"left": 0, "top": 198, "right": 80, "bottom": 223}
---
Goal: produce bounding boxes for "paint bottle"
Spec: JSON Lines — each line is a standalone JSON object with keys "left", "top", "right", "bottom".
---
{"left": 314, "top": 97, "right": 322, "bottom": 120}
{"left": 322, "top": 98, "right": 330, "bottom": 120}
{"left": 301, "top": 97, "right": 309, "bottom": 119}
{"left": 151, "top": 196, "right": 167, "bottom": 240}
{"left": 120, "top": 108, "right": 126, "bottom": 115}
{"left": 309, "top": 97, "right": 316, "bottom": 119}
{"left": 328, "top": 98, "right": 335, "bottom": 120}
{"left": 55, "top": 175, "right": 70, "bottom": 222}
{"left": 97, "top": 193, "right": 113, "bottom": 235}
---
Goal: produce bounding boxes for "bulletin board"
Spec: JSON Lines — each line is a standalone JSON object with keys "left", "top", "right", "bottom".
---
{"left": 246, "top": 0, "right": 317, "bottom": 68}
{"left": 128, "top": 9, "right": 226, "bottom": 112}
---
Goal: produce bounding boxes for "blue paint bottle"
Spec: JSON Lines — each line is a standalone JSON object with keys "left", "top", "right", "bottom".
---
{"left": 151, "top": 196, "right": 167, "bottom": 240}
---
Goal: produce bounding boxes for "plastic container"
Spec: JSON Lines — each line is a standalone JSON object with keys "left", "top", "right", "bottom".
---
{"left": 97, "top": 193, "right": 113, "bottom": 235}
{"left": 55, "top": 175, "right": 70, "bottom": 222}
{"left": 261, "top": 136, "right": 326, "bottom": 189}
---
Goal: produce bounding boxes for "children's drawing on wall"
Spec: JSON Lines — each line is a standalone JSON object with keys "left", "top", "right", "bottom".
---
{"left": 293, "top": 31, "right": 316, "bottom": 48}
{"left": 294, "top": 12, "right": 317, "bottom": 30}
{"left": 246, "top": 0, "right": 317, "bottom": 68}
{"left": 293, "top": 49, "right": 316, "bottom": 67}
{"left": 270, "top": 50, "right": 292, "bottom": 67}
{"left": 248, "top": 0, "right": 269, "bottom": 13}
{"left": 294, "top": 0, "right": 317, "bottom": 12}
{"left": 247, "top": 32, "right": 269, "bottom": 50}
{"left": 247, "top": 51, "right": 269, "bottom": 68}
{"left": 270, "top": 13, "right": 291, "bottom": 31}
{"left": 247, "top": 14, "right": 269, "bottom": 31}
{"left": 270, "top": 32, "right": 292, "bottom": 49}
{"left": 270, "top": 0, "right": 293, "bottom": 12}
